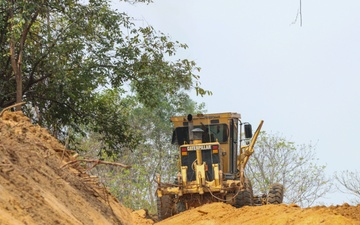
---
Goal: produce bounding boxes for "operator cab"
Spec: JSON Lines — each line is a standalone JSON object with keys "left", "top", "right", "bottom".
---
{"left": 170, "top": 113, "right": 247, "bottom": 180}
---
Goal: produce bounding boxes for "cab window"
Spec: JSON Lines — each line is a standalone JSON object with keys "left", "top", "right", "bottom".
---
{"left": 171, "top": 124, "right": 228, "bottom": 145}
{"left": 197, "top": 124, "right": 228, "bottom": 143}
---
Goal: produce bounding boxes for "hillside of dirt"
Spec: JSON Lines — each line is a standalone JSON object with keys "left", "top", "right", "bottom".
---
{"left": 0, "top": 111, "right": 140, "bottom": 225}
{"left": 1, "top": 110, "right": 360, "bottom": 225}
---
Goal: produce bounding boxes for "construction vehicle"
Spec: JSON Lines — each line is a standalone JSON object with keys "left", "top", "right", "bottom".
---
{"left": 156, "top": 112, "right": 284, "bottom": 220}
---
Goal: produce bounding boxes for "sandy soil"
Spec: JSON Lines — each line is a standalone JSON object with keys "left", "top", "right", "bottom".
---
{"left": 155, "top": 202, "right": 360, "bottom": 225}
{"left": 1, "top": 111, "right": 360, "bottom": 225}
{"left": 0, "top": 111, "right": 135, "bottom": 225}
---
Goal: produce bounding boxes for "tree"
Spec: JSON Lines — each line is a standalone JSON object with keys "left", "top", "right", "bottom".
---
{"left": 334, "top": 170, "right": 360, "bottom": 204}
{"left": 246, "top": 132, "right": 331, "bottom": 207}
{"left": 0, "top": 0, "right": 210, "bottom": 153}
{"left": 78, "top": 92, "right": 205, "bottom": 213}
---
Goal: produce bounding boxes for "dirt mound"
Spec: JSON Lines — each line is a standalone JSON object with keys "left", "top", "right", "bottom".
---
{"left": 0, "top": 111, "right": 137, "bottom": 225}
{"left": 154, "top": 202, "right": 360, "bottom": 225}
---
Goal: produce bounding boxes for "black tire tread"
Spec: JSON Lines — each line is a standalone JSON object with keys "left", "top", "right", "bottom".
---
{"left": 157, "top": 195, "right": 174, "bottom": 221}
{"left": 267, "top": 183, "right": 284, "bottom": 204}
{"left": 176, "top": 201, "right": 186, "bottom": 214}
{"left": 235, "top": 178, "right": 254, "bottom": 208}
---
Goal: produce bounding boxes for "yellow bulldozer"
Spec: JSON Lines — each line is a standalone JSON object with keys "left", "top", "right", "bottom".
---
{"left": 156, "top": 112, "right": 284, "bottom": 220}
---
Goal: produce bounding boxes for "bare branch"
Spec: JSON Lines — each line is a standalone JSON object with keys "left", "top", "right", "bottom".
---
{"left": 247, "top": 132, "right": 330, "bottom": 207}
{"left": 0, "top": 102, "right": 26, "bottom": 116}
{"left": 335, "top": 170, "right": 360, "bottom": 203}
{"left": 291, "top": 0, "right": 303, "bottom": 27}
{"left": 61, "top": 159, "right": 132, "bottom": 170}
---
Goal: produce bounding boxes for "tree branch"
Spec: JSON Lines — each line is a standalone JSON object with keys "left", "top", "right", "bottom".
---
{"left": 0, "top": 102, "right": 26, "bottom": 116}
{"left": 61, "top": 159, "right": 131, "bottom": 170}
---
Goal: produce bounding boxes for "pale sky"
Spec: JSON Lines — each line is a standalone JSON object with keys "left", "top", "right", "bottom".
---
{"left": 113, "top": 0, "right": 360, "bottom": 205}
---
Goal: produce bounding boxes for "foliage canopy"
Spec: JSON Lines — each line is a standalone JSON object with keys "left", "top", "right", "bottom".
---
{"left": 0, "top": 0, "right": 210, "bottom": 154}
{"left": 79, "top": 93, "right": 205, "bottom": 212}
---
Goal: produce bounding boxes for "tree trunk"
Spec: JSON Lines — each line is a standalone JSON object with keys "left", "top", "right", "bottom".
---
{"left": 8, "top": 2, "right": 38, "bottom": 111}
{"left": 15, "top": 67, "right": 22, "bottom": 111}
{"left": 9, "top": 36, "right": 22, "bottom": 111}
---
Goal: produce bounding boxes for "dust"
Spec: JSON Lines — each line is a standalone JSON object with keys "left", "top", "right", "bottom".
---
{"left": 1, "top": 111, "right": 360, "bottom": 225}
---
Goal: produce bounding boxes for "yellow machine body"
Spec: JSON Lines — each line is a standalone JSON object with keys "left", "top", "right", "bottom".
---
{"left": 156, "top": 113, "right": 264, "bottom": 217}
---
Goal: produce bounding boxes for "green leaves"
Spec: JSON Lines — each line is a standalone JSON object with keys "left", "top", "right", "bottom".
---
{"left": 1, "top": 0, "right": 210, "bottom": 154}
{"left": 76, "top": 91, "right": 204, "bottom": 213}
{"left": 88, "top": 89, "right": 140, "bottom": 155}
{"left": 1, "top": 0, "right": 212, "bottom": 213}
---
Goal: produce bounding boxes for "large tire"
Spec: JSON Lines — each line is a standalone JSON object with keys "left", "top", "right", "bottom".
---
{"left": 235, "top": 178, "right": 254, "bottom": 208}
{"left": 175, "top": 201, "right": 186, "bottom": 214}
{"left": 157, "top": 195, "right": 174, "bottom": 221}
{"left": 267, "top": 183, "right": 284, "bottom": 204}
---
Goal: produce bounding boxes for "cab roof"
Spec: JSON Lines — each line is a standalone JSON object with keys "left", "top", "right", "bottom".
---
{"left": 170, "top": 112, "right": 241, "bottom": 122}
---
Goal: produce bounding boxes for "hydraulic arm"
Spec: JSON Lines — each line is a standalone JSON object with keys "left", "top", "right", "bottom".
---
{"left": 238, "top": 120, "right": 264, "bottom": 184}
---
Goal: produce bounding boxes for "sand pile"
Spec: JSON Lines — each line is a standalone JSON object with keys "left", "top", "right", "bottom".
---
{"left": 155, "top": 202, "right": 360, "bottom": 225}
{"left": 0, "top": 111, "right": 137, "bottom": 225}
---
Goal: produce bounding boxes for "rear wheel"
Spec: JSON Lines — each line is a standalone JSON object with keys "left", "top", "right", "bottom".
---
{"left": 175, "top": 201, "right": 186, "bottom": 214}
{"left": 157, "top": 195, "right": 174, "bottom": 221}
{"left": 235, "top": 178, "right": 254, "bottom": 207}
{"left": 267, "top": 183, "right": 284, "bottom": 204}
